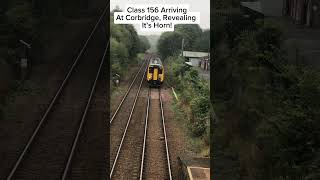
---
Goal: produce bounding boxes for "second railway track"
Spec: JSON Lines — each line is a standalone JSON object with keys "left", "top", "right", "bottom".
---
{"left": 6, "top": 3, "right": 109, "bottom": 179}
{"left": 109, "top": 54, "right": 149, "bottom": 178}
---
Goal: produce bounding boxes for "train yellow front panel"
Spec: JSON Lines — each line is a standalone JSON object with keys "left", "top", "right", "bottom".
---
{"left": 147, "top": 68, "right": 152, "bottom": 81}
{"left": 153, "top": 68, "right": 158, "bottom": 81}
{"left": 161, "top": 69, "right": 164, "bottom": 82}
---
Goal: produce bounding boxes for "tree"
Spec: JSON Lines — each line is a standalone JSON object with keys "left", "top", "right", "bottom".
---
{"left": 193, "top": 30, "right": 210, "bottom": 52}
{"left": 138, "top": 36, "right": 150, "bottom": 52}
{"left": 157, "top": 32, "right": 183, "bottom": 59}
{"left": 213, "top": 15, "right": 320, "bottom": 179}
{"left": 110, "top": 37, "right": 129, "bottom": 75}
{"left": 110, "top": 16, "right": 141, "bottom": 59}
{"left": 124, "top": 24, "right": 140, "bottom": 58}
{"left": 175, "top": 24, "right": 202, "bottom": 50}
{"left": 5, "top": 2, "right": 37, "bottom": 43}
{"left": 110, "top": 11, "right": 148, "bottom": 75}
{"left": 255, "top": 19, "right": 284, "bottom": 52}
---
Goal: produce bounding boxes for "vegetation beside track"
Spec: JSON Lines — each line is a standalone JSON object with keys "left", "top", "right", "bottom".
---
{"left": 164, "top": 56, "right": 210, "bottom": 156}
{"left": 156, "top": 24, "right": 210, "bottom": 156}
{"left": 110, "top": 9, "right": 150, "bottom": 78}
{"left": 0, "top": 0, "right": 106, "bottom": 121}
{"left": 110, "top": 15, "right": 149, "bottom": 94}
{"left": 157, "top": 24, "right": 210, "bottom": 59}
{"left": 213, "top": 7, "right": 320, "bottom": 179}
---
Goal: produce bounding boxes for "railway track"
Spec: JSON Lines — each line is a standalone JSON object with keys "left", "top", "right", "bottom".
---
{"left": 109, "top": 54, "right": 149, "bottom": 178}
{"left": 6, "top": 3, "right": 109, "bottom": 180}
{"left": 110, "top": 53, "right": 172, "bottom": 179}
{"left": 110, "top": 54, "right": 149, "bottom": 124}
{"left": 140, "top": 88, "right": 172, "bottom": 180}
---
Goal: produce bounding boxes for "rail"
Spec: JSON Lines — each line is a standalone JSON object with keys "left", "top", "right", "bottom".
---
{"left": 159, "top": 89, "right": 173, "bottom": 180}
{"left": 139, "top": 88, "right": 172, "bottom": 180}
{"left": 110, "top": 58, "right": 148, "bottom": 124}
{"left": 139, "top": 88, "right": 150, "bottom": 180}
{"left": 6, "top": 3, "right": 109, "bottom": 179}
{"left": 109, "top": 59, "right": 148, "bottom": 179}
{"left": 61, "top": 40, "right": 109, "bottom": 180}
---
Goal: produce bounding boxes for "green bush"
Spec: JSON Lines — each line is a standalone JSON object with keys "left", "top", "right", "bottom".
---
{"left": 165, "top": 56, "right": 185, "bottom": 85}
{"left": 165, "top": 55, "right": 210, "bottom": 138}
{"left": 6, "top": 2, "right": 37, "bottom": 40}
{"left": 189, "top": 117, "right": 207, "bottom": 137}
{"left": 111, "top": 62, "right": 121, "bottom": 75}
{"left": 110, "top": 14, "right": 150, "bottom": 78}
{"left": 214, "top": 14, "right": 320, "bottom": 179}
{"left": 157, "top": 32, "right": 183, "bottom": 59}
{"left": 190, "top": 96, "right": 210, "bottom": 119}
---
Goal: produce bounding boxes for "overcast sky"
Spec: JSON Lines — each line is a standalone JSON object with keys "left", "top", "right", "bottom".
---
{"left": 110, "top": 0, "right": 210, "bottom": 35}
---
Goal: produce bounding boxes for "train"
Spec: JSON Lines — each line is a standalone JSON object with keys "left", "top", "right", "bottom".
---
{"left": 146, "top": 57, "right": 164, "bottom": 87}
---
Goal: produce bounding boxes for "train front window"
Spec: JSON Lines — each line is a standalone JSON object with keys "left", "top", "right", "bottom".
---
{"left": 159, "top": 68, "right": 163, "bottom": 74}
{"left": 149, "top": 67, "right": 154, "bottom": 73}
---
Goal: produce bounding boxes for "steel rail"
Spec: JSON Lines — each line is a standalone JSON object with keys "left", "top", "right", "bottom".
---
{"left": 110, "top": 57, "right": 148, "bottom": 124}
{"left": 109, "top": 59, "right": 148, "bottom": 179}
{"left": 6, "top": 3, "right": 109, "bottom": 180}
{"left": 139, "top": 88, "right": 173, "bottom": 180}
{"left": 61, "top": 40, "right": 109, "bottom": 180}
{"left": 139, "top": 88, "right": 150, "bottom": 180}
{"left": 159, "top": 89, "right": 173, "bottom": 180}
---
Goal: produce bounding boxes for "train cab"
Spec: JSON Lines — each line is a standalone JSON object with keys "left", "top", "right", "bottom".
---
{"left": 147, "top": 58, "right": 164, "bottom": 87}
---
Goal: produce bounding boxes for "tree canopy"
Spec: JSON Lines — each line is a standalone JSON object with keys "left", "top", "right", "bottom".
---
{"left": 175, "top": 24, "right": 202, "bottom": 50}
{"left": 157, "top": 31, "right": 183, "bottom": 59}
{"left": 110, "top": 15, "right": 150, "bottom": 75}
{"left": 157, "top": 24, "right": 209, "bottom": 59}
{"left": 192, "top": 29, "right": 210, "bottom": 52}
{"left": 213, "top": 17, "right": 320, "bottom": 179}
{"left": 139, "top": 36, "right": 151, "bottom": 52}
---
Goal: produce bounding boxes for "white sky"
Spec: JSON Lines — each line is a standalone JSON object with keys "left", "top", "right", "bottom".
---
{"left": 110, "top": 0, "right": 210, "bottom": 35}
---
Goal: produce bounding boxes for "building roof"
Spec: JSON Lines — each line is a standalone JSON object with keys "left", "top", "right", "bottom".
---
{"left": 241, "top": 1, "right": 262, "bottom": 14}
{"left": 182, "top": 51, "right": 209, "bottom": 58}
{"left": 241, "top": 0, "right": 283, "bottom": 17}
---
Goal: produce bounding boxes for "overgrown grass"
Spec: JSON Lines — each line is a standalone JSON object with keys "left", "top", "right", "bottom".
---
{"left": 0, "top": 79, "right": 44, "bottom": 120}
{"left": 171, "top": 93, "right": 210, "bottom": 156}
{"left": 110, "top": 53, "right": 145, "bottom": 95}
{"left": 166, "top": 55, "right": 210, "bottom": 157}
{"left": 213, "top": 18, "right": 320, "bottom": 179}
{"left": 137, "top": 53, "right": 145, "bottom": 61}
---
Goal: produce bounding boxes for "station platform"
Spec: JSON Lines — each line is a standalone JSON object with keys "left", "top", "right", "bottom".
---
{"left": 178, "top": 155, "right": 210, "bottom": 180}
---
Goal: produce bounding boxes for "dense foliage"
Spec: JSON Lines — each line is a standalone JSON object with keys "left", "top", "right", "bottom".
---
{"left": 165, "top": 56, "right": 210, "bottom": 153}
{"left": 157, "top": 32, "right": 183, "bottom": 59}
{"left": 157, "top": 24, "right": 209, "bottom": 59}
{"left": 213, "top": 17, "right": 320, "bottom": 179}
{"left": 0, "top": 0, "right": 104, "bottom": 66}
{"left": 175, "top": 24, "right": 202, "bottom": 50}
{"left": 138, "top": 36, "right": 151, "bottom": 53}
{"left": 192, "top": 30, "right": 210, "bottom": 52}
{"left": 157, "top": 24, "right": 210, "bottom": 154}
{"left": 110, "top": 15, "right": 150, "bottom": 76}
{"left": 0, "top": 0, "right": 103, "bottom": 118}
